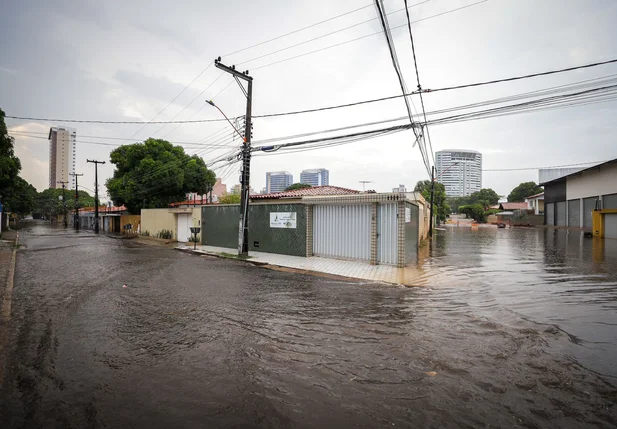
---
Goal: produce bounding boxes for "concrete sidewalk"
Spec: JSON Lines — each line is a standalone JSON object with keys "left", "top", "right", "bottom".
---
{"left": 176, "top": 244, "right": 425, "bottom": 286}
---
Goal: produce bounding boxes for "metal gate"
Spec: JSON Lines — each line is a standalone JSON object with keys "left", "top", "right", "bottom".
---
{"left": 583, "top": 197, "right": 596, "bottom": 228}
{"left": 313, "top": 204, "right": 371, "bottom": 261}
{"left": 568, "top": 199, "right": 580, "bottom": 227}
{"left": 556, "top": 201, "right": 566, "bottom": 226}
{"left": 377, "top": 203, "right": 398, "bottom": 265}
{"left": 546, "top": 203, "right": 554, "bottom": 226}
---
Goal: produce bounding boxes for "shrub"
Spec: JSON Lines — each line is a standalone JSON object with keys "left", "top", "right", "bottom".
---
{"left": 156, "top": 230, "right": 173, "bottom": 239}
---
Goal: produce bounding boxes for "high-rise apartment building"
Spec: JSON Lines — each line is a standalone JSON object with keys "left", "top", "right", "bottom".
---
{"left": 300, "top": 168, "right": 329, "bottom": 187}
{"left": 266, "top": 171, "right": 293, "bottom": 193}
{"left": 435, "top": 149, "right": 482, "bottom": 197}
{"left": 48, "top": 127, "right": 77, "bottom": 189}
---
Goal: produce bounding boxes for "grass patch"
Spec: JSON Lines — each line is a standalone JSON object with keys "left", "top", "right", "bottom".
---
{"left": 219, "top": 252, "right": 253, "bottom": 260}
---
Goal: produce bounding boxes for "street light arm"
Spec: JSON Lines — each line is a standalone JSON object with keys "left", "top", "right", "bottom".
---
{"left": 206, "top": 100, "right": 246, "bottom": 142}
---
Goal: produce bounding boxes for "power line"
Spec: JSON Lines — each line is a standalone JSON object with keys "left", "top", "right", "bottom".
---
{"left": 235, "top": 0, "right": 430, "bottom": 67}
{"left": 7, "top": 57, "right": 617, "bottom": 127}
{"left": 254, "top": 58, "right": 617, "bottom": 119}
{"left": 250, "top": 1, "right": 488, "bottom": 72}
{"left": 483, "top": 160, "right": 611, "bottom": 172}
{"left": 223, "top": 3, "right": 376, "bottom": 57}
{"left": 374, "top": 0, "right": 429, "bottom": 176}
{"left": 403, "top": 0, "right": 435, "bottom": 167}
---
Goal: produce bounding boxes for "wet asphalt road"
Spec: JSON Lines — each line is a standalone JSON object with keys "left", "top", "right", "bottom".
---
{"left": 1, "top": 221, "right": 616, "bottom": 428}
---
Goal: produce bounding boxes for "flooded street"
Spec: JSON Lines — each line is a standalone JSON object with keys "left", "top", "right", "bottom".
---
{"left": 1, "top": 221, "right": 616, "bottom": 428}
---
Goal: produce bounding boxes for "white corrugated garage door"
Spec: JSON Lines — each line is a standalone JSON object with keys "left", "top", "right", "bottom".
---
{"left": 377, "top": 203, "right": 398, "bottom": 265}
{"left": 546, "top": 203, "right": 554, "bottom": 226}
{"left": 556, "top": 201, "right": 566, "bottom": 226}
{"left": 313, "top": 205, "right": 371, "bottom": 261}
{"left": 605, "top": 214, "right": 617, "bottom": 239}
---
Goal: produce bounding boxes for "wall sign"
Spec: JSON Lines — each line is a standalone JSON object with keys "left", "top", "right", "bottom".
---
{"left": 270, "top": 212, "right": 297, "bottom": 229}
{"left": 405, "top": 207, "right": 411, "bottom": 223}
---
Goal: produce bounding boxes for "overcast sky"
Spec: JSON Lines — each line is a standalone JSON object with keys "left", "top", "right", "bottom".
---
{"left": 1, "top": 0, "right": 616, "bottom": 199}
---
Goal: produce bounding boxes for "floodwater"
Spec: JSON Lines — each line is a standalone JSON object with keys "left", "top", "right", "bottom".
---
{"left": 1, "top": 221, "right": 616, "bottom": 428}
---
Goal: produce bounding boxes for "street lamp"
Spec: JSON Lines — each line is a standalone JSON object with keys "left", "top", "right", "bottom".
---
{"left": 205, "top": 100, "right": 245, "bottom": 142}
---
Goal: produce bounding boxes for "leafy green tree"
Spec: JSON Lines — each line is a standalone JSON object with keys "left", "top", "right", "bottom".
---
{"left": 459, "top": 204, "right": 487, "bottom": 223}
{"left": 3, "top": 176, "right": 37, "bottom": 216}
{"left": 474, "top": 188, "right": 501, "bottom": 208}
{"left": 414, "top": 180, "right": 450, "bottom": 222}
{"left": 0, "top": 108, "right": 22, "bottom": 203}
{"left": 448, "top": 188, "right": 501, "bottom": 212}
{"left": 507, "top": 182, "right": 543, "bottom": 202}
{"left": 285, "top": 183, "right": 312, "bottom": 191}
{"left": 33, "top": 188, "right": 95, "bottom": 219}
{"left": 106, "top": 139, "right": 216, "bottom": 214}
{"left": 219, "top": 193, "right": 241, "bottom": 204}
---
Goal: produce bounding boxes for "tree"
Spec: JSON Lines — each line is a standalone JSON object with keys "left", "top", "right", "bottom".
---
{"left": 473, "top": 188, "right": 500, "bottom": 208}
{"left": 414, "top": 180, "right": 450, "bottom": 222}
{"left": 106, "top": 139, "right": 216, "bottom": 214}
{"left": 285, "top": 183, "right": 312, "bottom": 191}
{"left": 0, "top": 108, "right": 22, "bottom": 203}
{"left": 219, "top": 193, "right": 241, "bottom": 204}
{"left": 33, "top": 189, "right": 95, "bottom": 219}
{"left": 3, "top": 176, "right": 37, "bottom": 216}
{"left": 508, "top": 182, "right": 543, "bottom": 202}
{"left": 459, "top": 204, "right": 487, "bottom": 223}
{"left": 448, "top": 188, "right": 501, "bottom": 212}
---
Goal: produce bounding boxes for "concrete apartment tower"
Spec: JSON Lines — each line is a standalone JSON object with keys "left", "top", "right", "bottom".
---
{"left": 300, "top": 168, "right": 329, "bottom": 187}
{"left": 435, "top": 149, "right": 482, "bottom": 197}
{"left": 48, "top": 127, "right": 77, "bottom": 189}
{"left": 266, "top": 171, "right": 293, "bottom": 193}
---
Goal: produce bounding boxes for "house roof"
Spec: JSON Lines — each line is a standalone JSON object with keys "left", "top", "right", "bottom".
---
{"left": 539, "top": 158, "right": 617, "bottom": 185}
{"left": 251, "top": 185, "right": 360, "bottom": 200}
{"left": 525, "top": 192, "right": 544, "bottom": 199}
{"left": 169, "top": 199, "right": 216, "bottom": 207}
{"left": 499, "top": 202, "right": 528, "bottom": 210}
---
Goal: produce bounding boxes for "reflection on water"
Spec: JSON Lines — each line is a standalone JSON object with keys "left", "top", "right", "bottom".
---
{"left": 423, "top": 227, "right": 617, "bottom": 378}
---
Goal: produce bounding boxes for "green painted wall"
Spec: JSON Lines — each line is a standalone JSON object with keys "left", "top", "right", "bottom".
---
{"left": 202, "top": 205, "right": 240, "bottom": 248}
{"left": 202, "top": 203, "right": 307, "bottom": 256}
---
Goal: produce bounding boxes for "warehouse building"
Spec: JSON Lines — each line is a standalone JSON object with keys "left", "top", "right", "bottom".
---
{"left": 540, "top": 159, "right": 617, "bottom": 238}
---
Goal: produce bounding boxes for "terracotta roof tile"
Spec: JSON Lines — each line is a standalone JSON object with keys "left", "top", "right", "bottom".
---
{"left": 499, "top": 202, "right": 528, "bottom": 210}
{"left": 251, "top": 185, "right": 360, "bottom": 200}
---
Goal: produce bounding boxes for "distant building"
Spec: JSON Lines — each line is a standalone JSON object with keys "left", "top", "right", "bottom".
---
{"left": 230, "top": 184, "right": 255, "bottom": 195}
{"left": 525, "top": 192, "right": 544, "bottom": 215}
{"left": 186, "top": 178, "right": 228, "bottom": 203}
{"left": 266, "top": 171, "right": 293, "bottom": 193}
{"left": 300, "top": 168, "right": 329, "bottom": 187}
{"left": 436, "top": 149, "right": 482, "bottom": 197}
{"left": 392, "top": 184, "right": 407, "bottom": 193}
{"left": 48, "top": 127, "right": 76, "bottom": 189}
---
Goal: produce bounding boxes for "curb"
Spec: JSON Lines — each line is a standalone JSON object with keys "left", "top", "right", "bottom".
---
{"left": 174, "top": 247, "right": 269, "bottom": 266}
{"left": 0, "top": 239, "right": 18, "bottom": 385}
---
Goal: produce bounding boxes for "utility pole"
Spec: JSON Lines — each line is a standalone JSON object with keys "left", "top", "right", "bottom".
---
{"left": 70, "top": 173, "right": 84, "bottom": 230}
{"left": 57, "top": 181, "right": 69, "bottom": 227}
{"left": 429, "top": 166, "right": 435, "bottom": 237}
{"left": 213, "top": 57, "right": 253, "bottom": 256}
{"left": 87, "top": 159, "right": 106, "bottom": 233}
